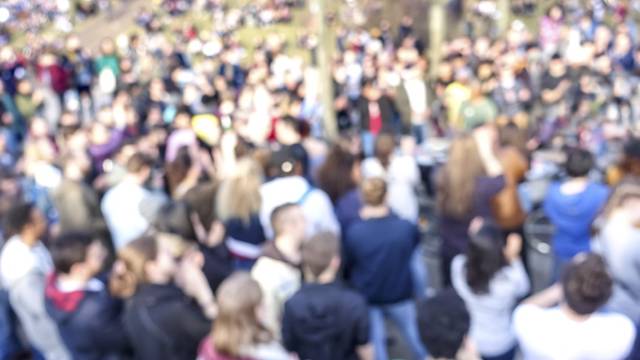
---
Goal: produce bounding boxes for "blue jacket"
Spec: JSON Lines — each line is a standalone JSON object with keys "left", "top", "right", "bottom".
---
{"left": 544, "top": 181, "right": 609, "bottom": 259}
{"left": 45, "top": 274, "right": 131, "bottom": 360}
{"left": 343, "top": 213, "right": 419, "bottom": 305}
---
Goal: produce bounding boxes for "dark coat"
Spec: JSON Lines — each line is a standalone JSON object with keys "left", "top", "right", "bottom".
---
{"left": 45, "top": 274, "right": 132, "bottom": 360}
{"left": 355, "top": 95, "right": 399, "bottom": 134}
{"left": 124, "top": 284, "right": 211, "bottom": 360}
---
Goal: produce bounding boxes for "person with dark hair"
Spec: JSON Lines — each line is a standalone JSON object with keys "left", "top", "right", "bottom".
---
{"left": 260, "top": 147, "right": 339, "bottom": 239}
{"left": 0, "top": 203, "right": 70, "bottom": 359}
{"left": 343, "top": 178, "right": 426, "bottom": 360}
{"left": 101, "top": 152, "right": 167, "bottom": 249}
{"left": 252, "top": 203, "right": 305, "bottom": 337}
{"left": 275, "top": 115, "right": 310, "bottom": 179}
{"left": 153, "top": 199, "right": 233, "bottom": 294}
{"left": 316, "top": 143, "right": 362, "bottom": 231}
{"left": 451, "top": 220, "right": 529, "bottom": 360}
{"left": 111, "top": 234, "right": 214, "bottom": 360}
{"left": 543, "top": 148, "right": 609, "bottom": 279}
{"left": 282, "top": 232, "right": 372, "bottom": 360}
{"left": 45, "top": 232, "right": 131, "bottom": 359}
{"left": 514, "top": 254, "right": 635, "bottom": 359}
{"left": 417, "top": 289, "right": 479, "bottom": 360}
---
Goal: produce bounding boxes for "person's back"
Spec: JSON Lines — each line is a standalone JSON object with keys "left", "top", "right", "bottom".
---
{"left": 343, "top": 178, "right": 425, "bottom": 360}
{"left": 543, "top": 149, "right": 609, "bottom": 262}
{"left": 101, "top": 153, "right": 155, "bottom": 249}
{"left": 282, "top": 232, "right": 371, "bottom": 360}
{"left": 252, "top": 204, "right": 305, "bottom": 337}
{"left": 361, "top": 134, "right": 420, "bottom": 223}
{"left": 514, "top": 254, "right": 636, "bottom": 360}
{"left": 259, "top": 147, "right": 339, "bottom": 239}
{"left": 344, "top": 213, "right": 418, "bottom": 304}
{"left": 451, "top": 223, "right": 530, "bottom": 359}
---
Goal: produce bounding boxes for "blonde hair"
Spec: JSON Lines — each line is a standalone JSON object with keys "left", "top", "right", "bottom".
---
{"left": 216, "top": 158, "right": 263, "bottom": 223}
{"left": 211, "top": 272, "right": 272, "bottom": 357}
{"left": 361, "top": 177, "right": 387, "bottom": 206}
{"left": 437, "top": 135, "right": 487, "bottom": 219}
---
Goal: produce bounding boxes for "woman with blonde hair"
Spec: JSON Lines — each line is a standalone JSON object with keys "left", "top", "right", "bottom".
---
{"left": 198, "top": 272, "right": 290, "bottom": 360}
{"left": 216, "top": 158, "right": 266, "bottom": 270}
{"left": 111, "top": 234, "right": 215, "bottom": 360}
{"left": 437, "top": 126, "right": 505, "bottom": 286}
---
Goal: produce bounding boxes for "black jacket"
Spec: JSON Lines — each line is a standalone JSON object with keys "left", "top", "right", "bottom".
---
{"left": 45, "top": 274, "right": 132, "bottom": 360}
{"left": 124, "top": 284, "right": 211, "bottom": 360}
{"left": 355, "top": 95, "right": 400, "bottom": 134}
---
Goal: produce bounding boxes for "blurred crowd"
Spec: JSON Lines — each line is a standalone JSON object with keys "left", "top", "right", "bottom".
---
{"left": 0, "top": 0, "right": 640, "bottom": 360}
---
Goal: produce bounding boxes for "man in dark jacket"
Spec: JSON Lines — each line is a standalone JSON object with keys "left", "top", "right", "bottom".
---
{"left": 45, "top": 232, "right": 131, "bottom": 359}
{"left": 343, "top": 178, "right": 426, "bottom": 360}
{"left": 282, "top": 232, "right": 372, "bottom": 360}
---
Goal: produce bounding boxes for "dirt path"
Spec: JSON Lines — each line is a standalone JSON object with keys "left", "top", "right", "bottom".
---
{"left": 74, "top": 0, "right": 147, "bottom": 51}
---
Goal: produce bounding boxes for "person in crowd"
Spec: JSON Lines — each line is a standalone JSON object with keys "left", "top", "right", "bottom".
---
{"left": 361, "top": 133, "right": 420, "bottom": 223}
{"left": 356, "top": 79, "right": 400, "bottom": 156}
{"left": 217, "top": 158, "right": 266, "bottom": 270}
{"left": 343, "top": 177, "right": 426, "bottom": 360}
{"left": 101, "top": 152, "right": 164, "bottom": 249}
{"left": 251, "top": 203, "right": 305, "bottom": 337}
{"left": 282, "top": 232, "right": 373, "bottom": 360}
{"left": 606, "top": 137, "right": 640, "bottom": 186}
{"left": 543, "top": 147, "right": 609, "bottom": 279}
{"left": 513, "top": 254, "right": 636, "bottom": 360}
{"left": 184, "top": 184, "right": 235, "bottom": 293}
{"left": 0, "top": 202, "right": 70, "bottom": 360}
{"left": 52, "top": 152, "right": 108, "bottom": 236}
{"left": 259, "top": 147, "right": 339, "bottom": 239}
{"left": 451, "top": 220, "right": 529, "bottom": 360}
{"left": 198, "top": 272, "right": 291, "bottom": 360}
{"left": 315, "top": 142, "right": 363, "bottom": 232}
{"left": 596, "top": 181, "right": 640, "bottom": 323}
{"left": 438, "top": 127, "right": 505, "bottom": 286}
{"left": 417, "top": 289, "right": 480, "bottom": 360}
{"left": 491, "top": 123, "right": 529, "bottom": 232}
{"left": 45, "top": 232, "right": 131, "bottom": 359}
{"left": 111, "top": 234, "right": 215, "bottom": 360}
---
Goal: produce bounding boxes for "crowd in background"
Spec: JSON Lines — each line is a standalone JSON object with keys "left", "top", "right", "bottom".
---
{"left": 0, "top": 0, "right": 640, "bottom": 360}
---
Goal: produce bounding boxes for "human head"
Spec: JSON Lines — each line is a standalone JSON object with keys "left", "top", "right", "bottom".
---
{"left": 126, "top": 152, "right": 154, "bottom": 182}
{"left": 268, "top": 147, "right": 302, "bottom": 178}
{"left": 465, "top": 221, "right": 507, "bottom": 294}
{"left": 374, "top": 133, "right": 395, "bottom": 169}
{"left": 417, "top": 289, "right": 471, "bottom": 359}
{"left": 361, "top": 177, "right": 387, "bottom": 207}
{"left": 50, "top": 232, "right": 108, "bottom": 280}
{"left": 301, "top": 232, "right": 340, "bottom": 282}
{"left": 565, "top": 148, "right": 594, "bottom": 178}
{"left": 270, "top": 203, "right": 306, "bottom": 241}
{"left": 212, "top": 272, "right": 271, "bottom": 357}
{"left": 316, "top": 144, "right": 360, "bottom": 204}
{"left": 110, "top": 234, "right": 185, "bottom": 298}
{"left": 562, "top": 253, "right": 612, "bottom": 316}
{"left": 275, "top": 115, "right": 301, "bottom": 145}
{"left": 3, "top": 202, "right": 46, "bottom": 243}
{"left": 437, "top": 135, "right": 485, "bottom": 219}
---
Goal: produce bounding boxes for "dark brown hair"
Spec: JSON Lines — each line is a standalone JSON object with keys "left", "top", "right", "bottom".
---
{"left": 562, "top": 254, "right": 613, "bottom": 315}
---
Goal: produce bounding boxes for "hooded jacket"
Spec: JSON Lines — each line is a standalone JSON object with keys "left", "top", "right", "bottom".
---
{"left": 282, "top": 282, "right": 369, "bottom": 360}
{"left": 44, "top": 274, "right": 131, "bottom": 360}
